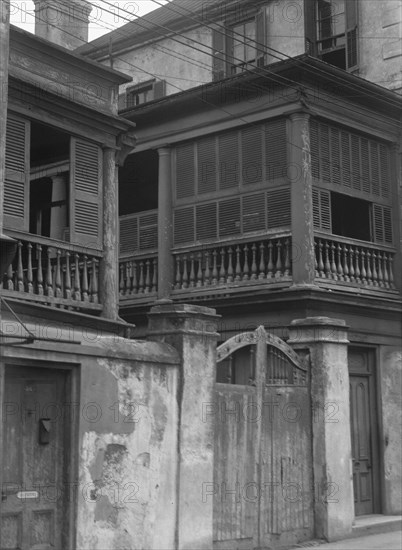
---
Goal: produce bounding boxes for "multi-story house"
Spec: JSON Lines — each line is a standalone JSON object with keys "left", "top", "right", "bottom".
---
{"left": 78, "top": 1, "right": 402, "bottom": 545}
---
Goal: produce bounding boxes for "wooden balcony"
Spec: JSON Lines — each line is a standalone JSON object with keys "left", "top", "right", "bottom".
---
{"left": 1, "top": 231, "right": 103, "bottom": 313}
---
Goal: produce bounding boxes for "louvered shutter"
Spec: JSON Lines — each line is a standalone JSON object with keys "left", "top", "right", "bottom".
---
{"left": 361, "top": 138, "right": 370, "bottom": 194}
{"left": 153, "top": 80, "right": 166, "bottom": 99}
{"left": 4, "top": 114, "right": 30, "bottom": 231}
{"left": 370, "top": 141, "right": 380, "bottom": 196}
{"left": 120, "top": 215, "right": 138, "bottom": 255}
{"left": 218, "top": 132, "right": 239, "bottom": 189}
{"left": 320, "top": 124, "right": 331, "bottom": 184}
{"left": 340, "top": 130, "right": 351, "bottom": 187}
{"left": 379, "top": 144, "right": 390, "bottom": 198}
{"left": 139, "top": 212, "right": 158, "bottom": 250}
{"left": 330, "top": 127, "right": 341, "bottom": 185}
{"left": 70, "top": 138, "right": 102, "bottom": 249}
{"left": 265, "top": 119, "right": 287, "bottom": 182}
{"left": 174, "top": 207, "right": 194, "bottom": 245}
{"left": 255, "top": 8, "right": 267, "bottom": 67}
{"left": 196, "top": 203, "right": 217, "bottom": 241}
{"left": 212, "top": 28, "right": 226, "bottom": 81}
{"left": 312, "top": 188, "right": 332, "bottom": 232}
{"left": 197, "top": 137, "right": 217, "bottom": 194}
{"left": 351, "top": 133, "right": 360, "bottom": 190}
{"left": 267, "top": 188, "right": 291, "bottom": 229}
{"left": 176, "top": 144, "right": 195, "bottom": 199}
{"left": 243, "top": 193, "right": 266, "bottom": 233}
{"left": 345, "top": 0, "right": 358, "bottom": 69}
{"left": 241, "top": 126, "right": 263, "bottom": 185}
{"left": 218, "top": 197, "right": 241, "bottom": 237}
{"left": 372, "top": 204, "right": 393, "bottom": 245}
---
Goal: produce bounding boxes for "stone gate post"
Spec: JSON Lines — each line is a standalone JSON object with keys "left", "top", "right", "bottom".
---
{"left": 148, "top": 303, "right": 219, "bottom": 550}
{"left": 288, "top": 317, "right": 354, "bottom": 542}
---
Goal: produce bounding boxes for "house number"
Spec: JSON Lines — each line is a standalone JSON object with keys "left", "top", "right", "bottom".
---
{"left": 16, "top": 491, "right": 39, "bottom": 499}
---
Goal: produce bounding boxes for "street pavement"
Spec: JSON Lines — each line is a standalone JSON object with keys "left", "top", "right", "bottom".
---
{"left": 295, "top": 529, "right": 402, "bottom": 549}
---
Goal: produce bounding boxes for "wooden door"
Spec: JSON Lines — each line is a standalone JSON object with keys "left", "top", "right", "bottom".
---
{"left": 1, "top": 366, "right": 69, "bottom": 550}
{"left": 349, "top": 349, "right": 380, "bottom": 516}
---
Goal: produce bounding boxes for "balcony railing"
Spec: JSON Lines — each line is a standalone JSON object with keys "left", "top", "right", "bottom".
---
{"left": 314, "top": 234, "right": 396, "bottom": 290}
{"left": 119, "top": 254, "right": 158, "bottom": 297}
{"left": 1, "top": 232, "right": 103, "bottom": 312}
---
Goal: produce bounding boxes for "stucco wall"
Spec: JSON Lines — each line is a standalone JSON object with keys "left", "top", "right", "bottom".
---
{"left": 379, "top": 346, "right": 402, "bottom": 514}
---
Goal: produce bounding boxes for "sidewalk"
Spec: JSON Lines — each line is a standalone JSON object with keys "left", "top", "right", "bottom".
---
{"left": 293, "top": 529, "right": 402, "bottom": 549}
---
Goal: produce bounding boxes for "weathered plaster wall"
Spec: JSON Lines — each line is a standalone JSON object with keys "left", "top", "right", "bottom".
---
{"left": 265, "top": 0, "right": 305, "bottom": 62}
{"left": 379, "top": 346, "right": 402, "bottom": 514}
{"left": 359, "top": 0, "right": 402, "bottom": 93}
{"left": 76, "top": 338, "right": 180, "bottom": 550}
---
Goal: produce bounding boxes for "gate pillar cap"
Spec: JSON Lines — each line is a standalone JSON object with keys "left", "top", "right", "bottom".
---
{"left": 149, "top": 303, "right": 220, "bottom": 319}
{"left": 290, "top": 317, "right": 348, "bottom": 328}
{"left": 288, "top": 317, "right": 349, "bottom": 345}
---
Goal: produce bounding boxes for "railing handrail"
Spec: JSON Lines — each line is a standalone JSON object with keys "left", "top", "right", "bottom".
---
{"left": 5, "top": 230, "right": 103, "bottom": 257}
{"left": 120, "top": 250, "right": 158, "bottom": 260}
{"left": 119, "top": 208, "right": 158, "bottom": 221}
{"left": 314, "top": 232, "right": 396, "bottom": 252}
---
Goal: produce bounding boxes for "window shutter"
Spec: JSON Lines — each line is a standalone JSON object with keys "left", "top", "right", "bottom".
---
{"left": 345, "top": 0, "right": 358, "bottom": 69}
{"left": 153, "top": 80, "right": 166, "bottom": 99}
{"left": 312, "top": 188, "right": 332, "bottom": 232}
{"left": 320, "top": 124, "right": 331, "bottom": 183}
{"left": 267, "top": 188, "right": 291, "bottom": 229}
{"left": 255, "top": 8, "right": 267, "bottom": 67}
{"left": 174, "top": 206, "right": 194, "bottom": 245}
{"left": 212, "top": 28, "right": 226, "bottom": 81}
{"left": 370, "top": 141, "right": 380, "bottom": 196}
{"left": 196, "top": 203, "right": 217, "bottom": 241}
{"left": 218, "top": 131, "right": 239, "bottom": 189}
{"left": 139, "top": 212, "right": 158, "bottom": 250}
{"left": 243, "top": 193, "right": 266, "bottom": 233}
{"left": 351, "top": 133, "right": 360, "bottom": 190}
{"left": 241, "top": 126, "right": 263, "bottom": 185}
{"left": 120, "top": 215, "right": 138, "bottom": 255}
{"left": 4, "top": 114, "right": 30, "bottom": 231}
{"left": 218, "top": 197, "right": 241, "bottom": 237}
{"left": 330, "top": 127, "right": 341, "bottom": 185}
{"left": 197, "top": 137, "right": 217, "bottom": 194}
{"left": 361, "top": 138, "right": 370, "bottom": 194}
{"left": 340, "top": 130, "right": 351, "bottom": 187}
{"left": 70, "top": 138, "right": 102, "bottom": 249}
{"left": 372, "top": 204, "right": 393, "bottom": 245}
{"left": 176, "top": 144, "right": 195, "bottom": 200}
{"left": 379, "top": 144, "right": 390, "bottom": 198}
{"left": 265, "top": 119, "right": 287, "bottom": 182}
{"left": 304, "top": 0, "right": 317, "bottom": 55}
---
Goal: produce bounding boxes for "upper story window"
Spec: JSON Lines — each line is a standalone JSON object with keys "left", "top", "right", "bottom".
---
{"left": 230, "top": 20, "right": 257, "bottom": 74}
{"left": 118, "top": 79, "right": 166, "bottom": 110}
{"left": 305, "top": 0, "right": 358, "bottom": 70}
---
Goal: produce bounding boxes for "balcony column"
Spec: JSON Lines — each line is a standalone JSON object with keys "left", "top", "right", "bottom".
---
{"left": 157, "top": 147, "right": 173, "bottom": 300}
{"left": 289, "top": 112, "right": 316, "bottom": 286}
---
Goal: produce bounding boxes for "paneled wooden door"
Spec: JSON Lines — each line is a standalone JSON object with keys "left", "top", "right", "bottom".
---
{"left": 349, "top": 349, "right": 380, "bottom": 516}
{"left": 213, "top": 328, "right": 313, "bottom": 550}
{"left": 1, "top": 366, "right": 71, "bottom": 550}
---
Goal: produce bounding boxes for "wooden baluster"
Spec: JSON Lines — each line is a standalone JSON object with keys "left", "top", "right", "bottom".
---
{"left": 377, "top": 251, "right": 384, "bottom": 287}
{"left": 218, "top": 248, "right": 226, "bottom": 284}
{"left": 55, "top": 249, "right": 62, "bottom": 297}
{"left": 46, "top": 248, "right": 54, "bottom": 297}
{"left": 91, "top": 258, "right": 99, "bottom": 303}
{"left": 336, "top": 244, "right": 343, "bottom": 280}
{"left": 348, "top": 246, "right": 355, "bottom": 283}
{"left": 354, "top": 247, "right": 361, "bottom": 284}
{"left": 27, "top": 242, "right": 33, "bottom": 293}
{"left": 242, "top": 244, "right": 249, "bottom": 281}
{"left": 360, "top": 249, "right": 367, "bottom": 284}
{"left": 152, "top": 258, "right": 157, "bottom": 292}
{"left": 212, "top": 250, "right": 218, "bottom": 285}
{"left": 382, "top": 252, "right": 389, "bottom": 288}
{"left": 235, "top": 246, "right": 241, "bottom": 282}
{"left": 64, "top": 251, "right": 71, "bottom": 299}
{"left": 267, "top": 241, "right": 273, "bottom": 279}
{"left": 342, "top": 245, "right": 349, "bottom": 282}
{"left": 182, "top": 256, "right": 189, "bottom": 288}
{"left": 196, "top": 252, "right": 203, "bottom": 287}
{"left": 371, "top": 251, "right": 378, "bottom": 286}
{"left": 204, "top": 251, "right": 211, "bottom": 286}
{"left": 227, "top": 248, "right": 234, "bottom": 283}
{"left": 145, "top": 259, "right": 151, "bottom": 292}
{"left": 132, "top": 261, "right": 138, "bottom": 294}
{"left": 284, "top": 239, "right": 291, "bottom": 277}
{"left": 82, "top": 256, "right": 89, "bottom": 301}
{"left": 6, "top": 263, "right": 14, "bottom": 290}
{"left": 366, "top": 250, "right": 373, "bottom": 285}
{"left": 275, "top": 240, "right": 283, "bottom": 278}
{"left": 388, "top": 253, "right": 395, "bottom": 288}
{"left": 138, "top": 261, "right": 145, "bottom": 293}
{"left": 324, "top": 241, "right": 331, "bottom": 279}
{"left": 74, "top": 253, "right": 81, "bottom": 300}
{"left": 250, "top": 244, "right": 257, "bottom": 280}
{"left": 330, "top": 243, "right": 337, "bottom": 280}
{"left": 17, "top": 241, "right": 24, "bottom": 292}
{"left": 37, "top": 244, "right": 43, "bottom": 294}
{"left": 119, "top": 263, "right": 126, "bottom": 296}
{"left": 317, "top": 240, "right": 324, "bottom": 277}
{"left": 175, "top": 256, "right": 181, "bottom": 289}
{"left": 189, "top": 255, "right": 195, "bottom": 288}
{"left": 314, "top": 242, "right": 319, "bottom": 277}
{"left": 258, "top": 242, "right": 265, "bottom": 279}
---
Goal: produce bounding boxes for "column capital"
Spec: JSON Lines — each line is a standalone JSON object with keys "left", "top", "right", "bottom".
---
{"left": 115, "top": 129, "right": 137, "bottom": 166}
{"left": 157, "top": 146, "right": 171, "bottom": 156}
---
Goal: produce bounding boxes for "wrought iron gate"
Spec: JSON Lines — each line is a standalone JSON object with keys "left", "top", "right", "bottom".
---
{"left": 213, "top": 327, "right": 313, "bottom": 549}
